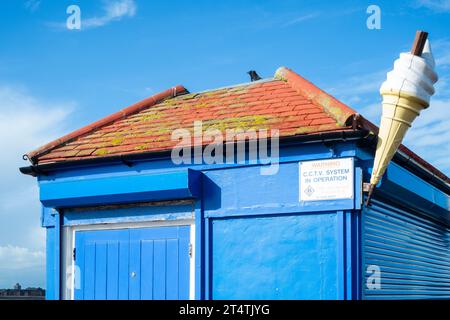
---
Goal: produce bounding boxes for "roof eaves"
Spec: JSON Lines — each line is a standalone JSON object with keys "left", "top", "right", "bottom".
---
{"left": 20, "top": 129, "right": 368, "bottom": 176}
{"left": 26, "top": 85, "right": 188, "bottom": 163}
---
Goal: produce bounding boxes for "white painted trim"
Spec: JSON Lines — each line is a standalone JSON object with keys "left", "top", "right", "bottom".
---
{"left": 62, "top": 219, "right": 195, "bottom": 300}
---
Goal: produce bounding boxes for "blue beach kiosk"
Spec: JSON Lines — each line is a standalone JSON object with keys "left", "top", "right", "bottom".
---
{"left": 20, "top": 67, "right": 450, "bottom": 300}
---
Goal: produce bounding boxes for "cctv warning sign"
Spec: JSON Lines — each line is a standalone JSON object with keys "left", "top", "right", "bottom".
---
{"left": 299, "top": 158, "right": 354, "bottom": 201}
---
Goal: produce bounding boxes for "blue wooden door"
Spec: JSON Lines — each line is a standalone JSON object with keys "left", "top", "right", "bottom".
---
{"left": 129, "top": 226, "right": 191, "bottom": 299}
{"left": 74, "top": 225, "right": 190, "bottom": 300}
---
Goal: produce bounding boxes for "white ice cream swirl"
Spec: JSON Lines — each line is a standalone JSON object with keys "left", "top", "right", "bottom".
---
{"left": 380, "top": 40, "right": 438, "bottom": 106}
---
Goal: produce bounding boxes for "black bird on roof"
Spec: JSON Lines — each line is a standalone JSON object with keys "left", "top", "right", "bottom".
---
{"left": 247, "top": 70, "right": 262, "bottom": 82}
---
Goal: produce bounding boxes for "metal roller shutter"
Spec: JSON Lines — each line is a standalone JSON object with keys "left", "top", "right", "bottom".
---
{"left": 363, "top": 198, "right": 450, "bottom": 299}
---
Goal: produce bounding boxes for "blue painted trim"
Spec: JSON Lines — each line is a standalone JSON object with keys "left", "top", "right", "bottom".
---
{"left": 45, "top": 227, "right": 55, "bottom": 300}
{"left": 352, "top": 166, "right": 363, "bottom": 300}
{"left": 40, "top": 169, "right": 201, "bottom": 208}
{"left": 194, "top": 200, "right": 203, "bottom": 300}
{"left": 45, "top": 209, "right": 60, "bottom": 300}
{"left": 354, "top": 167, "right": 363, "bottom": 210}
{"left": 38, "top": 142, "right": 357, "bottom": 182}
{"left": 63, "top": 203, "right": 194, "bottom": 226}
{"left": 352, "top": 210, "right": 362, "bottom": 300}
{"left": 360, "top": 204, "right": 368, "bottom": 300}
{"left": 42, "top": 207, "right": 58, "bottom": 227}
{"left": 381, "top": 162, "right": 450, "bottom": 225}
{"left": 204, "top": 217, "right": 212, "bottom": 300}
{"left": 337, "top": 210, "right": 345, "bottom": 300}
{"left": 345, "top": 211, "right": 353, "bottom": 300}
{"left": 337, "top": 210, "right": 358, "bottom": 300}
{"left": 55, "top": 213, "right": 61, "bottom": 300}
{"left": 204, "top": 199, "right": 355, "bottom": 218}
{"left": 356, "top": 148, "right": 449, "bottom": 225}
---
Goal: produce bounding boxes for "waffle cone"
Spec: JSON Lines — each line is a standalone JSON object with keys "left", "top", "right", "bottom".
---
{"left": 370, "top": 91, "right": 429, "bottom": 186}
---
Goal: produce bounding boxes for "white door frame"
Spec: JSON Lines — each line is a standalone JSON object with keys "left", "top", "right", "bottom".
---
{"left": 61, "top": 219, "right": 196, "bottom": 300}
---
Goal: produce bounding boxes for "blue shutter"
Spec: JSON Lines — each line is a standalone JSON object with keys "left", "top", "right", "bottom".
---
{"left": 363, "top": 198, "right": 450, "bottom": 299}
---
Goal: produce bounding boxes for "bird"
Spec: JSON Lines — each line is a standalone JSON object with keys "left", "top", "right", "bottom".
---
{"left": 247, "top": 70, "right": 262, "bottom": 82}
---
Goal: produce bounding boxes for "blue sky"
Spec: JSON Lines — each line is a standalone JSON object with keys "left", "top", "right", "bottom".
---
{"left": 0, "top": 0, "right": 449, "bottom": 288}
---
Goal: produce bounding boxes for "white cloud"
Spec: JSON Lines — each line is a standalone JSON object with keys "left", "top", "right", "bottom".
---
{"left": 436, "top": 53, "right": 450, "bottom": 66}
{"left": 0, "top": 86, "right": 74, "bottom": 186}
{"left": 326, "top": 70, "right": 387, "bottom": 106}
{"left": 0, "top": 245, "right": 44, "bottom": 270}
{"left": 83, "top": 0, "right": 137, "bottom": 29}
{"left": 0, "top": 245, "right": 45, "bottom": 288}
{"left": 282, "top": 13, "right": 320, "bottom": 27}
{"left": 357, "top": 102, "right": 382, "bottom": 123}
{"left": 329, "top": 70, "right": 386, "bottom": 97}
{"left": 416, "top": 0, "right": 450, "bottom": 12}
{"left": 433, "top": 39, "right": 450, "bottom": 67}
{"left": 403, "top": 97, "right": 450, "bottom": 171}
{"left": 0, "top": 84, "right": 73, "bottom": 288}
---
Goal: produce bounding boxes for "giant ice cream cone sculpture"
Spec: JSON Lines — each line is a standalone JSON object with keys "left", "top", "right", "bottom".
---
{"left": 367, "top": 32, "right": 438, "bottom": 203}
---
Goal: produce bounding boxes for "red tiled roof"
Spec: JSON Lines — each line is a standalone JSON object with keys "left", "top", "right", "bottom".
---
{"left": 26, "top": 67, "right": 449, "bottom": 184}
{"left": 28, "top": 67, "right": 356, "bottom": 164}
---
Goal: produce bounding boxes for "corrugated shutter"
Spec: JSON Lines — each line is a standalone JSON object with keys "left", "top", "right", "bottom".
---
{"left": 363, "top": 197, "right": 450, "bottom": 299}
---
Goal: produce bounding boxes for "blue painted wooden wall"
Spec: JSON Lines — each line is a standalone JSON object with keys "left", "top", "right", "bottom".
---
{"left": 211, "top": 213, "right": 339, "bottom": 299}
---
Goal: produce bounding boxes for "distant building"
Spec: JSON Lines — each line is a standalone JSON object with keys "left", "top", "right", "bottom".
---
{"left": 0, "top": 284, "right": 45, "bottom": 300}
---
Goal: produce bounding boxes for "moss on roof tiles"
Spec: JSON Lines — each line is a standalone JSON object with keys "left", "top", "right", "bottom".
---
{"left": 95, "top": 148, "right": 109, "bottom": 156}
